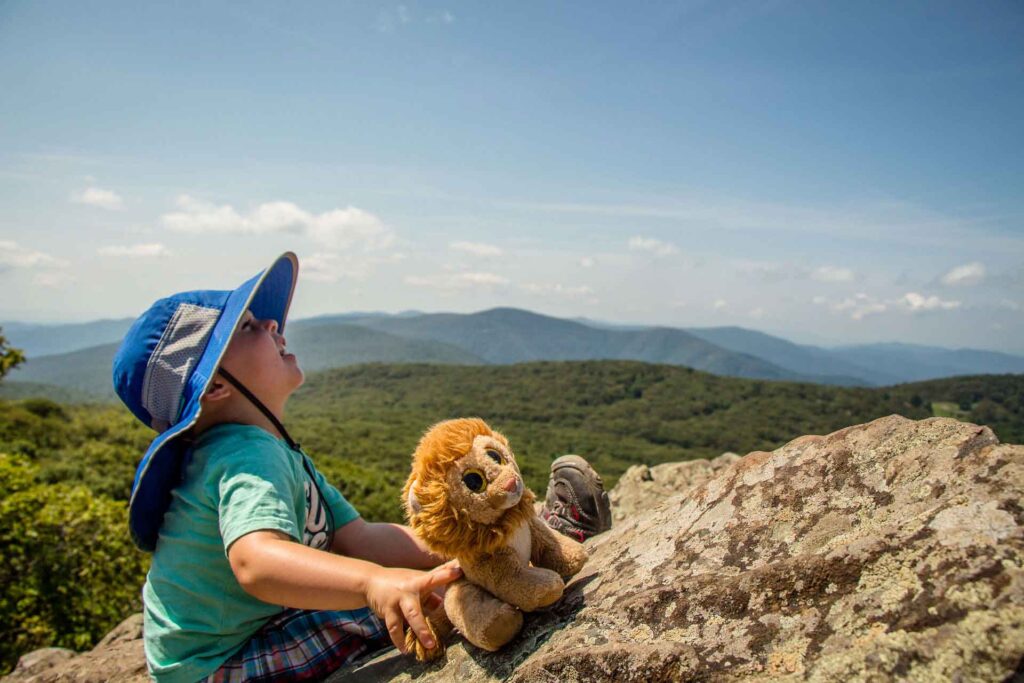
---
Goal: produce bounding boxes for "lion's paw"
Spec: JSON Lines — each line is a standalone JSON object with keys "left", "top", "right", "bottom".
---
{"left": 405, "top": 623, "right": 445, "bottom": 663}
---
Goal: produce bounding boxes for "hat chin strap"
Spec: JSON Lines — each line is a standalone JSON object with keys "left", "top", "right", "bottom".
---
{"left": 217, "top": 367, "right": 301, "bottom": 452}
{"left": 217, "top": 366, "right": 337, "bottom": 540}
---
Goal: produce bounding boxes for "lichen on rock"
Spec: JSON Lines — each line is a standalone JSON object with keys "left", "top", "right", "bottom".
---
{"left": 340, "top": 415, "right": 1024, "bottom": 682}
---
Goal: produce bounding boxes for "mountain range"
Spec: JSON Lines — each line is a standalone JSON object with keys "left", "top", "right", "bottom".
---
{"left": 3, "top": 307, "right": 1022, "bottom": 399}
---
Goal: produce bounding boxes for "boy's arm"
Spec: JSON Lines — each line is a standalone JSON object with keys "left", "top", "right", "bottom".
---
{"left": 332, "top": 518, "right": 447, "bottom": 569}
{"left": 229, "top": 529, "right": 459, "bottom": 652}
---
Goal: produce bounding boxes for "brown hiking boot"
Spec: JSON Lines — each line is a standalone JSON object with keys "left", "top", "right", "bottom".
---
{"left": 540, "top": 454, "right": 612, "bottom": 542}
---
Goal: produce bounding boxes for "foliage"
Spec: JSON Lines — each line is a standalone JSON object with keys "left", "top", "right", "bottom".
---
{"left": 0, "top": 454, "right": 149, "bottom": 674}
{"left": 0, "top": 326, "right": 26, "bottom": 381}
{"left": 0, "top": 399, "right": 151, "bottom": 500}
{"left": 287, "top": 363, "right": 1024, "bottom": 521}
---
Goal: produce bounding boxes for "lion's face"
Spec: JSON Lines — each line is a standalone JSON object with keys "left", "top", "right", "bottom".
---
{"left": 442, "top": 433, "right": 524, "bottom": 524}
{"left": 403, "top": 418, "right": 536, "bottom": 559}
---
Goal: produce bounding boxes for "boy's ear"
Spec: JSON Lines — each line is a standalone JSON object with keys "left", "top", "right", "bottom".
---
{"left": 203, "top": 377, "right": 232, "bottom": 404}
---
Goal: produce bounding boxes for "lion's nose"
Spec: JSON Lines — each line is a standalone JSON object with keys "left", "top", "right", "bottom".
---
{"left": 504, "top": 477, "right": 519, "bottom": 493}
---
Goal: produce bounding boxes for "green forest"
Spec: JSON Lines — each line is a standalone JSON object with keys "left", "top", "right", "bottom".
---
{"left": 1, "top": 358, "right": 1022, "bottom": 672}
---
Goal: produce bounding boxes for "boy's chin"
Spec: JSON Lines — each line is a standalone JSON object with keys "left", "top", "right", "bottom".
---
{"left": 278, "top": 353, "right": 304, "bottom": 393}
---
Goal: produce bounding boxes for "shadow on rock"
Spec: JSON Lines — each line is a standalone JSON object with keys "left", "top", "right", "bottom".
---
{"left": 340, "top": 571, "right": 595, "bottom": 683}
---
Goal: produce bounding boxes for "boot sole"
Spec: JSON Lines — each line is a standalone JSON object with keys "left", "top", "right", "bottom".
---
{"left": 550, "top": 454, "right": 604, "bottom": 487}
{"left": 549, "top": 454, "right": 612, "bottom": 533}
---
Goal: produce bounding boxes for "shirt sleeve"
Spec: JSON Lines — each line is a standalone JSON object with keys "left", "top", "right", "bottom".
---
{"left": 212, "top": 435, "right": 303, "bottom": 553}
{"left": 306, "top": 458, "right": 361, "bottom": 529}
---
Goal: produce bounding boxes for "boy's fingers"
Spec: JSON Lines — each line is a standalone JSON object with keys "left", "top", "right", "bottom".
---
{"left": 401, "top": 595, "right": 435, "bottom": 651}
{"left": 383, "top": 607, "right": 407, "bottom": 653}
{"left": 422, "top": 563, "right": 462, "bottom": 591}
{"left": 425, "top": 591, "right": 443, "bottom": 611}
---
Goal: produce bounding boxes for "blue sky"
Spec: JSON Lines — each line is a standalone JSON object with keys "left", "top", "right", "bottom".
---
{"left": 1, "top": 1, "right": 1022, "bottom": 352}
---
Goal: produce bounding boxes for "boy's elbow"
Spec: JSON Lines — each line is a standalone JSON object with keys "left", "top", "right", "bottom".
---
{"left": 229, "top": 543, "right": 263, "bottom": 593}
{"left": 228, "top": 531, "right": 286, "bottom": 595}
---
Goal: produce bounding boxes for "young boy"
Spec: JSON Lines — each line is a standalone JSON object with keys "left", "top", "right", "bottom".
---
{"left": 113, "top": 252, "right": 611, "bottom": 682}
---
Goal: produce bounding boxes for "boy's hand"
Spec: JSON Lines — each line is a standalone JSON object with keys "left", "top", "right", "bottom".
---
{"left": 365, "top": 559, "right": 462, "bottom": 653}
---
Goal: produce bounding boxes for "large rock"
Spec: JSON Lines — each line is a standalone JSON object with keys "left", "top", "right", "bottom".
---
{"left": 3, "top": 614, "right": 147, "bottom": 683}
{"left": 9, "top": 415, "right": 1023, "bottom": 682}
{"left": 340, "top": 415, "right": 1024, "bottom": 681}
{"left": 609, "top": 452, "right": 741, "bottom": 523}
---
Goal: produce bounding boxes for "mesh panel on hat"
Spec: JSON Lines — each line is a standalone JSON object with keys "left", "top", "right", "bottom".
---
{"left": 141, "top": 302, "right": 221, "bottom": 431}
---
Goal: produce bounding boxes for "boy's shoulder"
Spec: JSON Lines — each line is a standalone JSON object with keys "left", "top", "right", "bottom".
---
{"left": 193, "top": 422, "right": 291, "bottom": 461}
{"left": 187, "top": 423, "right": 301, "bottom": 491}
{"left": 196, "top": 422, "right": 284, "bottom": 445}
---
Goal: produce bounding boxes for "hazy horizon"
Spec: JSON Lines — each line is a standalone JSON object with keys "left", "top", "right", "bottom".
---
{"left": 2, "top": 305, "right": 1022, "bottom": 357}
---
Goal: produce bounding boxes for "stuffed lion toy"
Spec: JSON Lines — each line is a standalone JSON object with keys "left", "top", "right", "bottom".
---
{"left": 401, "top": 417, "right": 589, "bottom": 661}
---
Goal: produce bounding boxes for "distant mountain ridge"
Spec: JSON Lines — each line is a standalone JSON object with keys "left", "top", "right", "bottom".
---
{"left": 340, "top": 307, "right": 832, "bottom": 383}
{"left": 5, "top": 323, "right": 484, "bottom": 400}
{"left": 3, "top": 318, "right": 135, "bottom": 358}
{"left": 3, "top": 307, "right": 1022, "bottom": 400}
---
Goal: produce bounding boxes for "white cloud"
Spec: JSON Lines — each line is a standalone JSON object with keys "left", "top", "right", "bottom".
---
{"left": 998, "top": 299, "right": 1021, "bottom": 312}
{"left": 748, "top": 307, "right": 765, "bottom": 319}
{"left": 898, "top": 292, "right": 961, "bottom": 312}
{"left": 813, "top": 290, "right": 961, "bottom": 320}
{"left": 304, "top": 250, "right": 407, "bottom": 283}
{"left": 404, "top": 271, "right": 509, "bottom": 290}
{"left": 377, "top": 4, "right": 419, "bottom": 31}
{"left": 450, "top": 241, "right": 502, "bottom": 257}
{"left": 34, "top": 271, "right": 75, "bottom": 288}
{"left": 815, "top": 293, "right": 887, "bottom": 320}
{"left": 628, "top": 236, "right": 678, "bottom": 257}
{"left": 579, "top": 257, "right": 594, "bottom": 268}
{"left": 458, "top": 272, "right": 508, "bottom": 286}
{"left": 941, "top": 261, "right": 986, "bottom": 286}
{"left": 442, "top": 10, "right": 455, "bottom": 23}
{"left": 520, "top": 282, "right": 595, "bottom": 301}
{"left": 735, "top": 260, "right": 854, "bottom": 284}
{"left": 97, "top": 243, "right": 170, "bottom": 258}
{"left": 72, "top": 187, "right": 124, "bottom": 210}
{"left": 303, "top": 253, "right": 345, "bottom": 283}
{"left": 811, "top": 265, "right": 854, "bottom": 283}
{"left": 0, "top": 241, "right": 68, "bottom": 271}
{"left": 162, "top": 195, "right": 394, "bottom": 251}
{"left": 712, "top": 299, "right": 728, "bottom": 310}
{"left": 733, "top": 259, "right": 788, "bottom": 282}
{"left": 506, "top": 195, "right": 1019, "bottom": 253}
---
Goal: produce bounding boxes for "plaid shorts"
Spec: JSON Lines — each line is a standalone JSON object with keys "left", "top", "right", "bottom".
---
{"left": 206, "top": 607, "right": 392, "bottom": 682}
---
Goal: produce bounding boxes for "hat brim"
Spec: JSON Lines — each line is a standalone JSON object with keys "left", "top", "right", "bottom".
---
{"left": 128, "top": 251, "right": 299, "bottom": 552}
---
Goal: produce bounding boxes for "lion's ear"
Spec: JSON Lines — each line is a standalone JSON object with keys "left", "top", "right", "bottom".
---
{"left": 407, "top": 478, "right": 423, "bottom": 515}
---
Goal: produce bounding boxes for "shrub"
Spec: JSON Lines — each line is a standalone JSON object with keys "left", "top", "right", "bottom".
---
{"left": 0, "top": 454, "right": 149, "bottom": 674}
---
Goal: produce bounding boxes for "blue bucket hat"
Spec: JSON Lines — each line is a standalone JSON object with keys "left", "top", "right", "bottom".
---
{"left": 112, "top": 251, "right": 299, "bottom": 552}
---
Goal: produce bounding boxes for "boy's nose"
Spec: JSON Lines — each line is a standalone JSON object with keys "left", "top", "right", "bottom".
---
{"left": 260, "top": 318, "right": 278, "bottom": 333}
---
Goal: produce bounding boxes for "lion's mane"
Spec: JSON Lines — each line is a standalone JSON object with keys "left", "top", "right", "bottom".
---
{"left": 403, "top": 417, "right": 536, "bottom": 560}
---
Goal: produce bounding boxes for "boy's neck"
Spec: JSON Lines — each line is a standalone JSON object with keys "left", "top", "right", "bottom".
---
{"left": 193, "top": 398, "right": 289, "bottom": 443}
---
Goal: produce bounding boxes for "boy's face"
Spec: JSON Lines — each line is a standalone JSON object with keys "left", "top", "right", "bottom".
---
{"left": 219, "top": 309, "right": 304, "bottom": 405}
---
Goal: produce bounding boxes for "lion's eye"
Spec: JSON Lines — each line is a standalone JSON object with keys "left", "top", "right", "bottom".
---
{"left": 485, "top": 449, "right": 503, "bottom": 464}
{"left": 462, "top": 469, "right": 486, "bottom": 492}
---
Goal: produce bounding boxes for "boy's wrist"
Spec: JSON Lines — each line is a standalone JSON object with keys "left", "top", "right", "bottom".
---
{"left": 355, "top": 564, "right": 374, "bottom": 601}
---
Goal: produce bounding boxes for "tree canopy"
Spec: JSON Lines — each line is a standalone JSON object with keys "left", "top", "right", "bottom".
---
{"left": 0, "top": 327, "right": 25, "bottom": 382}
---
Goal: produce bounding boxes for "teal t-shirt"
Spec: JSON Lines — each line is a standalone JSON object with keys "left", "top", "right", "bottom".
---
{"left": 142, "top": 423, "right": 360, "bottom": 683}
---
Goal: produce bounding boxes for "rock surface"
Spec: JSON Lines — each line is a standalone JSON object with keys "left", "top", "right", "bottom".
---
{"left": 339, "top": 415, "right": 1024, "bottom": 682}
{"left": 609, "top": 452, "right": 741, "bottom": 524}
{"left": 6, "top": 415, "right": 1023, "bottom": 682}
{"left": 3, "top": 614, "right": 147, "bottom": 683}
